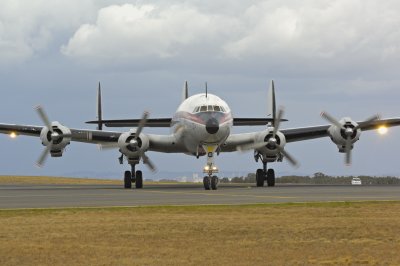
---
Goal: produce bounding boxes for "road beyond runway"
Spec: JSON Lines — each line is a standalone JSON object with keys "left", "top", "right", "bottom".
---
{"left": 0, "top": 183, "right": 399, "bottom": 209}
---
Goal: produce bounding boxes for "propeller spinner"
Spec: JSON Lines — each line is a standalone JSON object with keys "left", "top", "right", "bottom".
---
{"left": 238, "top": 107, "right": 298, "bottom": 167}
{"left": 321, "top": 111, "right": 380, "bottom": 165}
{"left": 99, "top": 111, "right": 156, "bottom": 172}
{"left": 35, "top": 105, "right": 71, "bottom": 167}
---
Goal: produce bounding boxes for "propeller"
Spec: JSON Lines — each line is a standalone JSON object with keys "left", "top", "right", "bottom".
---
{"left": 321, "top": 112, "right": 380, "bottom": 165}
{"left": 99, "top": 111, "right": 157, "bottom": 172}
{"left": 35, "top": 105, "right": 71, "bottom": 167}
{"left": 238, "top": 107, "right": 299, "bottom": 167}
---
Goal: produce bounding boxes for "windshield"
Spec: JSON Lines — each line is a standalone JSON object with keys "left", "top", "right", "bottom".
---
{"left": 194, "top": 105, "right": 226, "bottom": 113}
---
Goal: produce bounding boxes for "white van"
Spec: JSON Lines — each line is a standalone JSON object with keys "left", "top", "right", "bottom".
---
{"left": 351, "top": 177, "right": 362, "bottom": 185}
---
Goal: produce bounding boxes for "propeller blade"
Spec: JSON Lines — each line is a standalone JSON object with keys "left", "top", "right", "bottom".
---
{"left": 345, "top": 136, "right": 352, "bottom": 166}
{"left": 273, "top": 107, "right": 284, "bottom": 138}
{"left": 142, "top": 153, "right": 157, "bottom": 172}
{"left": 354, "top": 114, "right": 380, "bottom": 130}
{"left": 278, "top": 147, "right": 299, "bottom": 167}
{"left": 321, "top": 111, "right": 343, "bottom": 129}
{"left": 135, "top": 111, "right": 149, "bottom": 139}
{"left": 35, "top": 105, "right": 53, "bottom": 132}
{"left": 36, "top": 144, "right": 52, "bottom": 168}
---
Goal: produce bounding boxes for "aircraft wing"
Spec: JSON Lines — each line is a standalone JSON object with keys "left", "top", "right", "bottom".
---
{"left": 86, "top": 118, "right": 172, "bottom": 128}
{"left": 0, "top": 123, "right": 121, "bottom": 144}
{"left": 0, "top": 123, "right": 186, "bottom": 152}
{"left": 222, "top": 118, "right": 400, "bottom": 151}
{"left": 85, "top": 118, "right": 288, "bottom": 127}
{"left": 284, "top": 118, "right": 400, "bottom": 143}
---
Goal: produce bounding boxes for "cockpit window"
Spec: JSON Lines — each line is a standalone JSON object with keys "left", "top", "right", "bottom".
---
{"left": 195, "top": 105, "right": 226, "bottom": 113}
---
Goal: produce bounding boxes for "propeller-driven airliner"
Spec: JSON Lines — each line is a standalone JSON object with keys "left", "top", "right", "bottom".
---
{"left": 1, "top": 81, "right": 399, "bottom": 190}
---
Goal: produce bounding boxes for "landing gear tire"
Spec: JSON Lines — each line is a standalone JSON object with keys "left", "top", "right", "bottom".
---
{"left": 256, "top": 169, "right": 265, "bottom": 187}
{"left": 203, "top": 176, "right": 211, "bottom": 190}
{"left": 135, "top": 170, "right": 143, "bottom": 189}
{"left": 124, "top": 171, "right": 132, "bottom": 189}
{"left": 211, "top": 176, "right": 219, "bottom": 190}
{"left": 267, "top": 169, "right": 275, "bottom": 187}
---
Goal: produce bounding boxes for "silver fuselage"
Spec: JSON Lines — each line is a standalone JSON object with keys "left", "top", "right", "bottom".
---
{"left": 171, "top": 93, "right": 233, "bottom": 155}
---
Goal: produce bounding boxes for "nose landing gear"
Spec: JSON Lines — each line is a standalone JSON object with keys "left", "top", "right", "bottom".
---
{"left": 202, "top": 145, "right": 219, "bottom": 190}
{"left": 203, "top": 175, "right": 219, "bottom": 190}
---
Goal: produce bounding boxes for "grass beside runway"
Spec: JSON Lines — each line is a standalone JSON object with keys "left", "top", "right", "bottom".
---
{"left": 1, "top": 202, "right": 400, "bottom": 265}
{"left": 0, "top": 175, "right": 187, "bottom": 185}
{"left": 0, "top": 175, "right": 121, "bottom": 185}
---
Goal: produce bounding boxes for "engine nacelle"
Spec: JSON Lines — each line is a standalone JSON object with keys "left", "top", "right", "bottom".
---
{"left": 327, "top": 117, "right": 361, "bottom": 152}
{"left": 118, "top": 130, "right": 150, "bottom": 161}
{"left": 255, "top": 129, "right": 287, "bottom": 162}
{"left": 40, "top": 121, "right": 71, "bottom": 157}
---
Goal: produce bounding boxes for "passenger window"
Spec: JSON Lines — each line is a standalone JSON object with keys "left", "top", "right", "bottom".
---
{"left": 200, "top": 106, "right": 207, "bottom": 112}
{"left": 207, "top": 105, "right": 213, "bottom": 111}
{"left": 214, "top": 106, "right": 221, "bottom": 112}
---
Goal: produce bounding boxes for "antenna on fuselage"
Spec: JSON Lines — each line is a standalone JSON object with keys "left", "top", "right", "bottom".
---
{"left": 205, "top": 82, "right": 208, "bottom": 98}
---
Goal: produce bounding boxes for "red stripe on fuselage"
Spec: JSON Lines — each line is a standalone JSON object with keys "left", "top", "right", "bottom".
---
{"left": 172, "top": 111, "right": 232, "bottom": 125}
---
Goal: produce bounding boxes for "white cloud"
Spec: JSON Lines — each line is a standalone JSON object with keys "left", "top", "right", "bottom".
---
{"left": 224, "top": 0, "right": 400, "bottom": 63}
{"left": 60, "top": 0, "right": 400, "bottom": 78}
{"left": 61, "top": 4, "right": 234, "bottom": 63}
{"left": 0, "top": 0, "right": 95, "bottom": 65}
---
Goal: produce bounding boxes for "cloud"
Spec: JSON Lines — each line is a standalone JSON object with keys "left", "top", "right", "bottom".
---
{"left": 61, "top": 4, "right": 235, "bottom": 64}
{"left": 0, "top": 0, "right": 95, "bottom": 65}
{"left": 224, "top": 1, "right": 400, "bottom": 61}
{"left": 61, "top": 0, "right": 400, "bottom": 79}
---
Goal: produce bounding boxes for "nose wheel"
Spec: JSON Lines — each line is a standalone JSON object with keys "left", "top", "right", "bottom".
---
{"left": 202, "top": 145, "right": 220, "bottom": 190}
{"left": 203, "top": 175, "right": 219, "bottom": 190}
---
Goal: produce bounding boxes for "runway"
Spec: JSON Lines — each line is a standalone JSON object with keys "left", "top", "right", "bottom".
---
{"left": 1, "top": 183, "right": 399, "bottom": 209}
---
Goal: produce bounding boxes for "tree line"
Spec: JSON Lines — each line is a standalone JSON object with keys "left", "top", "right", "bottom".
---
{"left": 220, "top": 172, "right": 400, "bottom": 185}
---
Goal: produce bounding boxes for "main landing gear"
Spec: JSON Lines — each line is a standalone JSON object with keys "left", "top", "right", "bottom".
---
{"left": 255, "top": 161, "right": 275, "bottom": 187}
{"left": 202, "top": 145, "right": 219, "bottom": 190}
{"left": 124, "top": 164, "right": 143, "bottom": 189}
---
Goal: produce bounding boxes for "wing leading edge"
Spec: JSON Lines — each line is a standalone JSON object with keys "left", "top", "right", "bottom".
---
{"left": 85, "top": 118, "right": 288, "bottom": 127}
{"left": 221, "top": 118, "right": 400, "bottom": 151}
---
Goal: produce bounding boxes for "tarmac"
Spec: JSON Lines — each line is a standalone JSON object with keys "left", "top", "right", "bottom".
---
{"left": 1, "top": 183, "right": 399, "bottom": 209}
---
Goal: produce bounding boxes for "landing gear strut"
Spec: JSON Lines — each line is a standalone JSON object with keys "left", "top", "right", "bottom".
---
{"left": 255, "top": 161, "right": 275, "bottom": 187}
{"left": 202, "top": 146, "right": 219, "bottom": 190}
{"left": 123, "top": 163, "right": 143, "bottom": 189}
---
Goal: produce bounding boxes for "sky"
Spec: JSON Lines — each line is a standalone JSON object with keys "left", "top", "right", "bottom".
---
{"left": 1, "top": 0, "right": 400, "bottom": 179}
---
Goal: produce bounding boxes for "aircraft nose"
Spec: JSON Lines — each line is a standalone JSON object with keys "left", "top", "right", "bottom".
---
{"left": 206, "top": 118, "right": 219, "bottom": 134}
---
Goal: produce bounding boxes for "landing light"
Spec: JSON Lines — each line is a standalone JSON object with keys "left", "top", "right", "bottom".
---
{"left": 378, "top": 126, "right": 388, "bottom": 135}
{"left": 9, "top": 132, "right": 17, "bottom": 139}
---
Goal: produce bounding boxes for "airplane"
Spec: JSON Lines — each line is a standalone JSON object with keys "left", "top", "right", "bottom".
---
{"left": 1, "top": 80, "right": 400, "bottom": 190}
